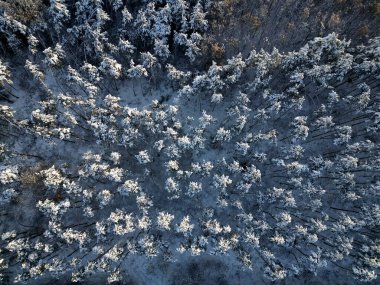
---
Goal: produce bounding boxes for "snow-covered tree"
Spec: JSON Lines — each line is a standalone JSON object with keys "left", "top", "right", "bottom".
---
{"left": 48, "top": 0, "right": 70, "bottom": 33}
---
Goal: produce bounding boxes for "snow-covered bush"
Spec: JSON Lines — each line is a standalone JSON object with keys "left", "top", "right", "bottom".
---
{"left": 40, "top": 166, "right": 64, "bottom": 189}
{"left": 0, "top": 188, "right": 17, "bottom": 205}
{"left": 0, "top": 166, "right": 18, "bottom": 185}
{"left": 135, "top": 150, "right": 151, "bottom": 164}
{"left": 157, "top": 211, "right": 174, "bottom": 230}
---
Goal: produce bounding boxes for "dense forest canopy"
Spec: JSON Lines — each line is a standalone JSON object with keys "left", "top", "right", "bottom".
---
{"left": 0, "top": 0, "right": 379, "bottom": 284}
